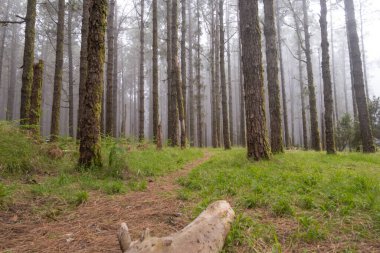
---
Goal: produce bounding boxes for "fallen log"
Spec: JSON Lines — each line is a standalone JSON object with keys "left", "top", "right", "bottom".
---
{"left": 117, "top": 200, "right": 235, "bottom": 253}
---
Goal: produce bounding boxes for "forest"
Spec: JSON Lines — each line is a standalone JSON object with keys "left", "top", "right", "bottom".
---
{"left": 0, "top": 0, "right": 379, "bottom": 252}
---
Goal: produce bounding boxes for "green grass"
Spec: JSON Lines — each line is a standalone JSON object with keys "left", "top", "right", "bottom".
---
{"left": 0, "top": 122, "right": 203, "bottom": 216}
{"left": 178, "top": 149, "right": 380, "bottom": 252}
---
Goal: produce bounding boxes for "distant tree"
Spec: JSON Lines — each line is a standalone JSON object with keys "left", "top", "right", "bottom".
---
{"left": 239, "top": 0, "right": 271, "bottom": 160}
{"left": 344, "top": 0, "right": 375, "bottom": 153}
{"left": 336, "top": 114, "right": 354, "bottom": 151}
{"left": 368, "top": 96, "right": 380, "bottom": 140}
{"left": 79, "top": 0, "right": 108, "bottom": 167}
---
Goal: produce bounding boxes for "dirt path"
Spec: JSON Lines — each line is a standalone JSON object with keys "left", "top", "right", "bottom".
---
{"left": 0, "top": 151, "right": 212, "bottom": 253}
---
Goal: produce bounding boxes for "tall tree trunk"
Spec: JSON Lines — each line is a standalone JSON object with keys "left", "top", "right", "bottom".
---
{"left": 226, "top": 1, "right": 233, "bottom": 145}
{"left": 298, "top": 42, "right": 308, "bottom": 150}
{"left": 20, "top": 0, "right": 37, "bottom": 124}
{"left": 264, "top": 0, "right": 283, "bottom": 154}
{"left": 68, "top": 1, "right": 74, "bottom": 137}
{"left": 238, "top": 11, "right": 246, "bottom": 147}
{"left": 29, "top": 60, "right": 44, "bottom": 135}
{"left": 172, "top": 0, "right": 186, "bottom": 148}
{"left": 0, "top": 0, "right": 10, "bottom": 92}
{"left": 215, "top": 4, "right": 221, "bottom": 147}
{"left": 302, "top": 0, "right": 321, "bottom": 151}
{"left": 320, "top": 0, "right": 336, "bottom": 154}
{"left": 181, "top": 0, "right": 187, "bottom": 132}
{"left": 113, "top": 1, "right": 119, "bottom": 137}
{"left": 188, "top": 0, "right": 194, "bottom": 146}
{"left": 210, "top": 0, "right": 217, "bottom": 148}
{"left": 343, "top": 41, "right": 349, "bottom": 114}
{"left": 330, "top": 0, "right": 339, "bottom": 123}
{"left": 77, "top": 0, "right": 90, "bottom": 140}
{"left": 139, "top": 0, "right": 145, "bottom": 141}
{"left": 196, "top": 0, "right": 203, "bottom": 147}
{"left": 152, "top": 0, "right": 159, "bottom": 142}
{"left": 318, "top": 49, "right": 326, "bottom": 150}
{"left": 219, "top": 0, "right": 231, "bottom": 150}
{"left": 6, "top": 25, "right": 18, "bottom": 121}
{"left": 106, "top": 0, "right": 115, "bottom": 136}
{"left": 79, "top": 0, "right": 108, "bottom": 167}
{"left": 50, "top": 0, "right": 65, "bottom": 140}
{"left": 276, "top": 4, "right": 290, "bottom": 148}
{"left": 344, "top": 0, "right": 375, "bottom": 153}
{"left": 239, "top": 0, "right": 271, "bottom": 160}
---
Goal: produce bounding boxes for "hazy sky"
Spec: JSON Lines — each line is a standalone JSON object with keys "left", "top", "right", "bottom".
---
{"left": 119, "top": 0, "right": 380, "bottom": 97}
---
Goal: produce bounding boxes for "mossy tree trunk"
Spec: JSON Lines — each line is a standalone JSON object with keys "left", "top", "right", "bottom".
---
{"left": 29, "top": 60, "right": 44, "bottom": 135}
{"left": 77, "top": 0, "right": 90, "bottom": 140}
{"left": 302, "top": 0, "right": 321, "bottom": 151}
{"left": 20, "top": 0, "right": 37, "bottom": 125}
{"left": 319, "top": 0, "right": 336, "bottom": 154}
{"left": 50, "top": 0, "right": 65, "bottom": 141}
{"left": 79, "top": 0, "right": 108, "bottom": 167}
{"left": 264, "top": 0, "right": 284, "bottom": 154}
{"left": 344, "top": 0, "right": 375, "bottom": 153}
{"left": 239, "top": 0, "right": 271, "bottom": 160}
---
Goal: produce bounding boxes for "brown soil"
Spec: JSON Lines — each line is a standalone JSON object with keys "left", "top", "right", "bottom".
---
{"left": 0, "top": 151, "right": 212, "bottom": 253}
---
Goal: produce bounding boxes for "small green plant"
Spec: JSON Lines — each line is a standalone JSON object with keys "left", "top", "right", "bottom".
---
{"left": 103, "top": 181, "right": 125, "bottom": 195}
{"left": 272, "top": 199, "right": 294, "bottom": 217}
{"left": 73, "top": 191, "right": 89, "bottom": 206}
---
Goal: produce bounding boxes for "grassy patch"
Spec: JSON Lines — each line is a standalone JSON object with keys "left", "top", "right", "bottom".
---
{"left": 178, "top": 149, "right": 380, "bottom": 251}
{"left": 0, "top": 122, "right": 203, "bottom": 216}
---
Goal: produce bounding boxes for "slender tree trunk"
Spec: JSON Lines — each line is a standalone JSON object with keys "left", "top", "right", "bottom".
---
{"left": 238, "top": 11, "right": 246, "bottom": 147}
{"left": 318, "top": 49, "right": 326, "bottom": 150}
{"left": 29, "top": 60, "right": 44, "bottom": 135}
{"left": 330, "top": 0, "right": 339, "bottom": 123}
{"left": 113, "top": 2, "right": 118, "bottom": 137}
{"left": 152, "top": 0, "right": 159, "bottom": 142}
{"left": 210, "top": 0, "right": 217, "bottom": 148}
{"left": 343, "top": 41, "right": 349, "bottom": 114}
{"left": 359, "top": 1, "right": 369, "bottom": 99}
{"left": 239, "top": 0, "right": 271, "bottom": 160}
{"left": 320, "top": 0, "right": 336, "bottom": 154}
{"left": 139, "top": 0, "right": 145, "bottom": 141}
{"left": 77, "top": 0, "right": 90, "bottom": 140}
{"left": 188, "top": 0, "right": 195, "bottom": 146}
{"left": 20, "top": 0, "right": 37, "bottom": 124}
{"left": 226, "top": 1, "right": 233, "bottom": 145}
{"left": 298, "top": 42, "right": 308, "bottom": 150}
{"left": 264, "top": 0, "right": 283, "bottom": 154}
{"left": 276, "top": 4, "right": 290, "bottom": 148}
{"left": 344, "top": 0, "right": 375, "bottom": 153}
{"left": 105, "top": 0, "right": 115, "bottom": 136}
{"left": 302, "top": 0, "right": 321, "bottom": 151}
{"left": 196, "top": 0, "right": 203, "bottom": 147}
{"left": 6, "top": 25, "right": 18, "bottom": 121}
{"left": 219, "top": 0, "right": 231, "bottom": 150}
{"left": 215, "top": 5, "right": 221, "bottom": 147}
{"left": 171, "top": 0, "right": 186, "bottom": 148}
{"left": 50, "top": 0, "right": 65, "bottom": 140}
{"left": 68, "top": 1, "right": 74, "bottom": 137}
{"left": 0, "top": 0, "right": 10, "bottom": 91}
{"left": 181, "top": 0, "right": 187, "bottom": 131}
{"left": 79, "top": 0, "right": 108, "bottom": 167}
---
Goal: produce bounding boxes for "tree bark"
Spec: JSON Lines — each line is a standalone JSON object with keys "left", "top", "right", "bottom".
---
{"left": 6, "top": 24, "right": 18, "bottom": 121}
{"left": 138, "top": 0, "right": 145, "bottom": 141}
{"left": 79, "top": 0, "right": 108, "bottom": 167}
{"left": 77, "top": 0, "right": 90, "bottom": 140}
{"left": 113, "top": 6, "right": 119, "bottom": 137}
{"left": 181, "top": 0, "right": 187, "bottom": 133}
{"left": 264, "top": 0, "right": 284, "bottom": 154}
{"left": 29, "top": 60, "right": 44, "bottom": 135}
{"left": 152, "top": 0, "right": 159, "bottom": 142}
{"left": 302, "top": 0, "right": 321, "bottom": 151}
{"left": 320, "top": 0, "right": 336, "bottom": 154}
{"left": 226, "top": 1, "right": 233, "bottom": 145}
{"left": 20, "top": 0, "right": 37, "bottom": 124}
{"left": 219, "top": 0, "right": 231, "bottom": 150}
{"left": 298, "top": 42, "right": 308, "bottom": 150}
{"left": 188, "top": 0, "right": 195, "bottom": 146}
{"left": 237, "top": 11, "right": 246, "bottom": 147}
{"left": 196, "top": 0, "right": 203, "bottom": 147}
{"left": 50, "top": 0, "right": 65, "bottom": 141}
{"left": 172, "top": 0, "right": 186, "bottom": 148}
{"left": 239, "top": 0, "right": 271, "bottom": 160}
{"left": 68, "top": 1, "right": 74, "bottom": 137}
{"left": 210, "top": 0, "right": 217, "bottom": 148}
{"left": 344, "top": 0, "right": 375, "bottom": 152}
{"left": 0, "top": 0, "right": 10, "bottom": 92}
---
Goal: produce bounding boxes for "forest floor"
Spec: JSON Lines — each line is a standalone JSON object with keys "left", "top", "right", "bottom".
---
{"left": 1, "top": 122, "right": 380, "bottom": 252}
